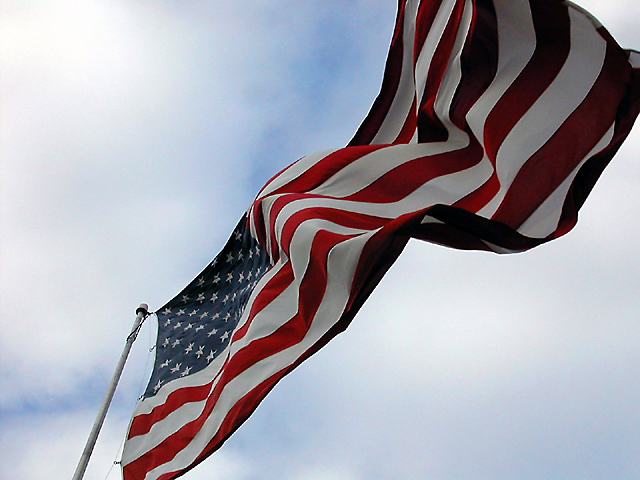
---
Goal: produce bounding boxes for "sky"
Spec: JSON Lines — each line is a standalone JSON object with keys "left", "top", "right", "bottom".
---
{"left": 1, "top": 1, "right": 640, "bottom": 479}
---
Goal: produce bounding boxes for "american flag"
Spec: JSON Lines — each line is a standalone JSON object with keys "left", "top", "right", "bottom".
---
{"left": 122, "top": 0, "right": 640, "bottom": 478}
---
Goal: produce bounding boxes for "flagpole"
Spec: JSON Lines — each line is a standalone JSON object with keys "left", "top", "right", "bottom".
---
{"left": 72, "top": 303, "right": 149, "bottom": 480}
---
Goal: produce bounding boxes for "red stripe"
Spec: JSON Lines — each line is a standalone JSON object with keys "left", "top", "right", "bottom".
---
{"left": 343, "top": 141, "right": 484, "bottom": 204}
{"left": 417, "top": 0, "right": 466, "bottom": 143}
{"left": 483, "top": 2, "right": 571, "bottom": 161}
{"left": 449, "top": 0, "right": 498, "bottom": 129}
{"left": 492, "top": 41, "right": 630, "bottom": 228}
{"left": 279, "top": 207, "right": 389, "bottom": 255}
{"left": 552, "top": 32, "right": 640, "bottom": 240}
{"left": 152, "top": 365, "right": 294, "bottom": 480}
{"left": 128, "top": 264, "right": 296, "bottom": 447}
{"left": 255, "top": 145, "right": 386, "bottom": 258}
{"left": 259, "top": 145, "right": 385, "bottom": 199}
{"left": 218, "top": 231, "right": 348, "bottom": 382}
{"left": 349, "top": 0, "right": 408, "bottom": 145}
{"left": 452, "top": 2, "right": 571, "bottom": 214}
{"left": 442, "top": 0, "right": 500, "bottom": 214}
{"left": 415, "top": 204, "right": 546, "bottom": 251}
{"left": 232, "top": 262, "right": 294, "bottom": 342}
{"left": 414, "top": 0, "right": 444, "bottom": 65}
{"left": 128, "top": 383, "right": 213, "bottom": 439}
{"left": 393, "top": 96, "right": 418, "bottom": 143}
{"left": 125, "top": 230, "right": 351, "bottom": 477}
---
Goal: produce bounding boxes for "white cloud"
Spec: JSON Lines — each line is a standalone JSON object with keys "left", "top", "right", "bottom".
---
{"left": 1, "top": 0, "right": 639, "bottom": 479}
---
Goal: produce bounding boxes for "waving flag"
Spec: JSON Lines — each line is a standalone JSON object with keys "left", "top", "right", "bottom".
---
{"left": 122, "top": 1, "right": 640, "bottom": 479}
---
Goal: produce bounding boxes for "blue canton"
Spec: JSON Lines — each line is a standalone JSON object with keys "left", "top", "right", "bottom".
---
{"left": 144, "top": 215, "right": 272, "bottom": 398}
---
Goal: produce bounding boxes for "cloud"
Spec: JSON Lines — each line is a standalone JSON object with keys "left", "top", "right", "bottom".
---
{"left": 1, "top": 0, "right": 639, "bottom": 479}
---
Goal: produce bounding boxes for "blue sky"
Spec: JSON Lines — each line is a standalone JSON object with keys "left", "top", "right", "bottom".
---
{"left": 2, "top": 1, "right": 640, "bottom": 479}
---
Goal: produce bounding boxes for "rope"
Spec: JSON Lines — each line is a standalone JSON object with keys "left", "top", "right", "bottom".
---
{"left": 102, "top": 312, "right": 157, "bottom": 480}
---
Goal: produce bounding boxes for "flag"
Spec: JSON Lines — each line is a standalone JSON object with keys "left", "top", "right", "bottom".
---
{"left": 122, "top": 1, "right": 640, "bottom": 479}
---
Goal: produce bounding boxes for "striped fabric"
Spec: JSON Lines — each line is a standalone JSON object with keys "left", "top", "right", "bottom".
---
{"left": 122, "top": 1, "right": 640, "bottom": 478}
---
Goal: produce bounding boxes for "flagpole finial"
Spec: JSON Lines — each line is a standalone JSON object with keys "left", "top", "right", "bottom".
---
{"left": 136, "top": 303, "right": 149, "bottom": 316}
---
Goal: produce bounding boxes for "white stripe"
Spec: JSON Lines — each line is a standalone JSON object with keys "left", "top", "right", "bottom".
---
{"left": 269, "top": 152, "right": 488, "bottom": 248}
{"left": 126, "top": 349, "right": 224, "bottom": 420}
{"left": 143, "top": 231, "right": 373, "bottom": 479}
{"left": 480, "top": 240, "right": 524, "bottom": 254}
{"left": 231, "top": 257, "right": 284, "bottom": 334}
{"left": 126, "top": 259, "right": 283, "bottom": 418}
{"left": 124, "top": 221, "right": 371, "bottom": 470}
{"left": 414, "top": 0, "right": 458, "bottom": 107}
{"left": 258, "top": 194, "right": 280, "bottom": 259}
{"left": 477, "top": 7, "right": 608, "bottom": 219}
{"left": 123, "top": 260, "right": 290, "bottom": 465}
{"left": 466, "top": 0, "right": 537, "bottom": 145}
{"left": 123, "top": 397, "right": 210, "bottom": 465}
{"left": 419, "top": 215, "right": 444, "bottom": 225}
{"left": 123, "top": 266, "right": 284, "bottom": 464}
{"left": 563, "top": 0, "right": 603, "bottom": 29}
{"left": 517, "top": 123, "right": 615, "bottom": 238}
{"left": 237, "top": 220, "right": 370, "bottom": 352}
{"left": 370, "top": 0, "right": 419, "bottom": 144}
{"left": 307, "top": 141, "right": 464, "bottom": 199}
{"left": 431, "top": 0, "right": 473, "bottom": 141}
{"left": 254, "top": 148, "right": 339, "bottom": 201}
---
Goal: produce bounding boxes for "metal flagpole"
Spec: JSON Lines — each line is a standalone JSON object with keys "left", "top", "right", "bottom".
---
{"left": 72, "top": 303, "right": 150, "bottom": 480}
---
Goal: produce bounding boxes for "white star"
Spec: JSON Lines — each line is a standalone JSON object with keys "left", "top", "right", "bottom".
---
{"left": 238, "top": 272, "right": 245, "bottom": 282}
{"left": 172, "top": 339, "right": 181, "bottom": 347}
{"left": 170, "top": 363, "right": 181, "bottom": 373}
{"left": 234, "top": 230, "right": 242, "bottom": 240}
{"left": 207, "top": 328, "right": 218, "bottom": 337}
{"left": 195, "top": 346, "right": 205, "bottom": 358}
{"left": 195, "top": 325, "right": 205, "bottom": 332}
{"left": 237, "top": 251, "right": 244, "bottom": 261}
{"left": 177, "top": 309, "right": 186, "bottom": 316}
{"left": 248, "top": 250, "right": 253, "bottom": 259}
{"left": 188, "top": 309, "right": 198, "bottom": 317}
{"left": 211, "top": 312, "right": 220, "bottom": 320}
{"left": 206, "top": 351, "right": 216, "bottom": 362}
{"left": 185, "top": 343, "right": 194, "bottom": 354}
{"left": 162, "top": 308, "right": 172, "bottom": 315}
{"left": 226, "top": 252, "right": 234, "bottom": 263}
{"left": 153, "top": 380, "right": 163, "bottom": 392}
{"left": 212, "top": 274, "right": 220, "bottom": 284}
{"left": 197, "top": 277, "right": 205, "bottom": 286}
{"left": 181, "top": 366, "right": 192, "bottom": 377}
{"left": 212, "top": 258, "right": 218, "bottom": 267}
{"left": 210, "top": 292, "right": 218, "bottom": 302}
{"left": 199, "top": 312, "right": 208, "bottom": 319}
{"left": 173, "top": 322, "right": 182, "bottom": 330}
{"left": 220, "top": 331, "right": 230, "bottom": 341}
{"left": 222, "top": 294, "right": 230, "bottom": 304}
{"left": 160, "top": 359, "right": 170, "bottom": 368}
{"left": 184, "top": 323, "right": 193, "bottom": 331}
{"left": 162, "top": 338, "right": 169, "bottom": 348}
{"left": 197, "top": 293, "right": 205, "bottom": 303}
{"left": 181, "top": 295, "right": 190, "bottom": 303}
{"left": 223, "top": 312, "right": 231, "bottom": 322}
{"left": 247, "top": 271, "right": 253, "bottom": 280}
{"left": 255, "top": 246, "right": 260, "bottom": 255}
{"left": 163, "top": 319, "right": 171, "bottom": 327}
{"left": 226, "top": 272, "right": 234, "bottom": 283}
